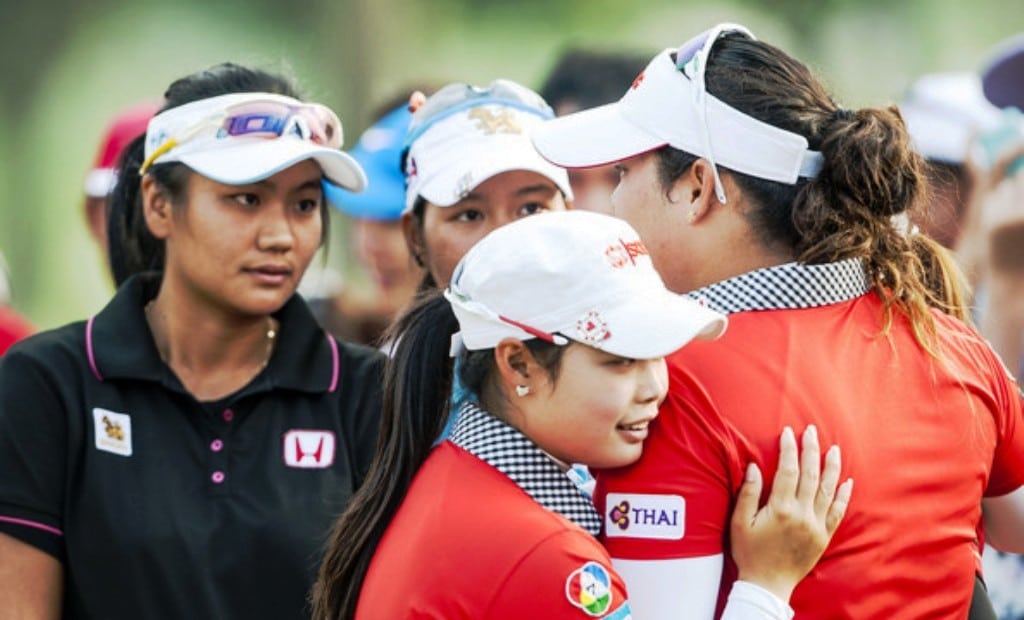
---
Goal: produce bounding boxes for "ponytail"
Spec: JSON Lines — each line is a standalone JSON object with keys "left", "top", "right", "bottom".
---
{"left": 908, "top": 232, "right": 973, "bottom": 324}
{"left": 312, "top": 290, "right": 458, "bottom": 620}
{"left": 657, "top": 34, "right": 947, "bottom": 356}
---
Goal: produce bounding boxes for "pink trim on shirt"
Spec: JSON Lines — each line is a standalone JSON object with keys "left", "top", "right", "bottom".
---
{"left": 327, "top": 333, "right": 339, "bottom": 393}
{"left": 0, "top": 515, "right": 63, "bottom": 537}
{"left": 86, "top": 316, "right": 102, "bottom": 381}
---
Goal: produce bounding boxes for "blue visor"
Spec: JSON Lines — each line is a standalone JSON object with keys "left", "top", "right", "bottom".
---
{"left": 324, "top": 104, "right": 411, "bottom": 220}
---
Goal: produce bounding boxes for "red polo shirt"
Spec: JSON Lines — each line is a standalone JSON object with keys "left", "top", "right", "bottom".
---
{"left": 596, "top": 291, "right": 1024, "bottom": 619}
{"left": 358, "top": 441, "right": 631, "bottom": 619}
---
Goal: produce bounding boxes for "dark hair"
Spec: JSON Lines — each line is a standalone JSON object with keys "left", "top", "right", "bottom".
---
{"left": 312, "top": 289, "right": 565, "bottom": 619}
{"left": 655, "top": 34, "right": 946, "bottom": 353}
{"left": 540, "top": 48, "right": 649, "bottom": 113}
{"left": 107, "top": 63, "right": 331, "bottom": 286}
{"left": 407, "top": 197, "right": 439, "bottom": 292}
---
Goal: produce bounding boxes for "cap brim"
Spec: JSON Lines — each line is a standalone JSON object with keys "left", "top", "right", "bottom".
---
{"left": 179, "top": 140, "right": 368, "bottom": 191}
{"left": 592, "top": 289, "right": 726, "bottom": 359}
{"left": 982, "top": 36, "right": 1024, "bottom": 110}
{"left": 417, "top": 140, "right": 572, "bottom": 208}
{"left": 530, "top": 102, "right": 667, "bottom": 169}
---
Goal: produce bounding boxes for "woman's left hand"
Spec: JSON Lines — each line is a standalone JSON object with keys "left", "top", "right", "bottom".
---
{"left": 729, "top": 425, "right": 853, "bottom": 602}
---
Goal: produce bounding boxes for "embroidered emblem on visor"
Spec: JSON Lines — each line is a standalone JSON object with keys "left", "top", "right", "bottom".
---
{"left": 565, "top": 561, "right": 613, "bottom": 616}
{"left": 467, "top": 106, "right": 523, "bottom": 135}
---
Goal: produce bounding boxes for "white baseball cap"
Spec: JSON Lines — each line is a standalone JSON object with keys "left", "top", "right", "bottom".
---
{"left": 901, "top": 73, "right": 1000, "bottom": 164}
{"left": 444, "top": 210, "right": 727, "bottom": 359}
{"left": 403, "top": 80, "right": 573, "bottom": 213}
{"left": 530, "top": 24, "right": 823, "bottom": 205}
{"left": 141, "top": 92, "right": 367, "bottom": 190}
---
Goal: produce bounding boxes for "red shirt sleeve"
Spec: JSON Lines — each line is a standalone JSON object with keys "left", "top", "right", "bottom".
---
{"left": 985, "top": 344, "right": 1024, "bottom": 497}
{"left": 483, "top": 530, "right": 632, "bottom": 620}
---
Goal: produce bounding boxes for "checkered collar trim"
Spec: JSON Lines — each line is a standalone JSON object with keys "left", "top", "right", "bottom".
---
{"left": 449, "top": 402, "right": 602, "bottom": 536}
{"left": 686, "top": 258, "right": 869, "bottom": 315}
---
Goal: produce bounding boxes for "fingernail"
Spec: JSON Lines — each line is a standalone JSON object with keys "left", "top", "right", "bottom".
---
{"left": 805, "top": 424, "right": 818, "bottom": 440}
{"left": 746, "top": 463, "right": 761, "bottom": 482}
{"left": 826, "top": 445, "right": 839, "bottom": 459}
{"left": 783, "top": 426, "right": 794, "bottom": 442}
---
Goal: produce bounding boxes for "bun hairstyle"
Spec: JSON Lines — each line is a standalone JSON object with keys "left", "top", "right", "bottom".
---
{"left": 106, "top": 63, "right": 306, "bottom": 286}
{"left": 657, "top": 33, "right": 950, "bottom": 353}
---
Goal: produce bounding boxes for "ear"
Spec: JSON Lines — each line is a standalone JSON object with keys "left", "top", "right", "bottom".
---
{"left": 676, "top": 159, "right": 720, "bottom": 223}
{"left": 141, "top": 174, "right": 174, "bottom": 240}
{"left": 493, "top": 338, "right": 538, "bottom": 393}
{"left": 401, "top": 211, "right": 426, "bottom": 267}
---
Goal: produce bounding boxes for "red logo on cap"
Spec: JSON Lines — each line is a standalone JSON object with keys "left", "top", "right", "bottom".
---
{"left": 605, "top": 238, "right": 649, "bottom": 268}
{"left": 576, "top": 311, "right": 611, "bottom": 345}
{"left": 631, "top": 72, "right": 646, "bottom": 90}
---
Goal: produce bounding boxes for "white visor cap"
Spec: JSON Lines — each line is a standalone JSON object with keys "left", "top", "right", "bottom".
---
{"left": 144, "top": 92, "right": 366, "bottom": 190}
{"left": 531, "top": 48, "right": 823, "bottom": 184}
{"left": 404, "top": 103, "right": 572, "bottom": 213}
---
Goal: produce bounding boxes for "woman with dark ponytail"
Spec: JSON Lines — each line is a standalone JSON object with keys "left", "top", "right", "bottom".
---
{"left": 313, "top": 210, "right": 853, "bottom": 620}
{"left": 0, "top": 63, "right": 384, "bottom": 618}
{"left": 534, "top": 22, "right": 1024, "bottom": 619}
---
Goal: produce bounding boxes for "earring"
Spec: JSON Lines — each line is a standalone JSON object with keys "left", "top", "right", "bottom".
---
{"left": 686, "top": 210, "right": 697, "bottom": 223}
{"left": 515, "top": 385, "right": 530, "bottom": 397}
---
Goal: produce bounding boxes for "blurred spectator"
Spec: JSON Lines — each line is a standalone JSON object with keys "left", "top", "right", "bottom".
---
{"left": 307, "top": 96, "right": 425, "bottom": 347}
{"left": 0, "top": 251, "right": 33, "bottom": 354}
{"left": 539, "top": 49, "right": 648, "bottom": 214}
{"left": 901, "top": 72, "right": 1000, "bottom": 248}
{"left": 0, "top": 253, "right": 33, "bottom": 356}
{"left": 83, "top": 100, "right": 161, "bottom": 258}
{"left": 959, "top": 32, "right": 1024, "bottom": 620}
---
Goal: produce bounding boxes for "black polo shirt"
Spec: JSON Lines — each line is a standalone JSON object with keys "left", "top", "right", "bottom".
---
{"left": 0, "top": 274, "right": 384, "bottom": 619}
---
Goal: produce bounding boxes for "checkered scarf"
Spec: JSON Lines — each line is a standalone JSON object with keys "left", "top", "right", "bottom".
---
{"left": 686, "top": 258, "right": 869, "bottom": 314}
{"left": 449, "top": 402, "right": 602, "bottom": 536}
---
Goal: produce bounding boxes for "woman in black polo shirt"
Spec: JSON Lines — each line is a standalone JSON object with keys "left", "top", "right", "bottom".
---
{"left": 0, "top": 63, "right": 384, "bottom": 619}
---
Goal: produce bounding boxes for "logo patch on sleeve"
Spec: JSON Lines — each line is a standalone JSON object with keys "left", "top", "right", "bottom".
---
{"left": 92, "top": 408, "right": 133, "bottom": 456}
{"left": 604, "top": 493, "right": 684, "bottom": 540}
{"left": 565, "top": 561, "right": 613, "bottom": 616}
{"left": 283, "top": 430, "right": 336, "bottom": 468}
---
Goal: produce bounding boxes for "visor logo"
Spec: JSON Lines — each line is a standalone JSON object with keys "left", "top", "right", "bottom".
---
{"left": 604, "top": 493, "right": 685, "bottom": 540}
{"left": 283, "top": 430, "right": 336, "bottom": 468}
{"left": 631, "top": 71, "right": 645, "bottom": 90}
{"left": 467, "top": 107, "right": 522, "bottom": 135}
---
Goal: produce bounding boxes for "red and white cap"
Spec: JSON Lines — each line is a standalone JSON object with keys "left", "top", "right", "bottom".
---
{"left": 444, "top": 210, "right": 726, "bottom": 359}
{"left": 531, "top": 26, "right": 823, "bottom": 201}
{"left": 84, "top": 100, "right": 161, "bottom": 197}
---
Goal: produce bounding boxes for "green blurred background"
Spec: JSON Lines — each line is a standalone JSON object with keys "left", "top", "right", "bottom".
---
{"left": 1, "top": 0, "right": 1021, "bottom": 329}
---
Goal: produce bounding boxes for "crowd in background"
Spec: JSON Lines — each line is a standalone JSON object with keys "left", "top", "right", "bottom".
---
{"left": 0, "top": 21, "right": 1023, "bottom": 620}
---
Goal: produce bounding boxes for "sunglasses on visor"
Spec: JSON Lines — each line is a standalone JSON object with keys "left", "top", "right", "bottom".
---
{"left": 140, "top": 99, "right": 343, "bottom": 175}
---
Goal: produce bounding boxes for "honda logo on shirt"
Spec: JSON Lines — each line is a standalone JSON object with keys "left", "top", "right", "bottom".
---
{"left": 282, "top": 430, "right": 336, "bottom": 468}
